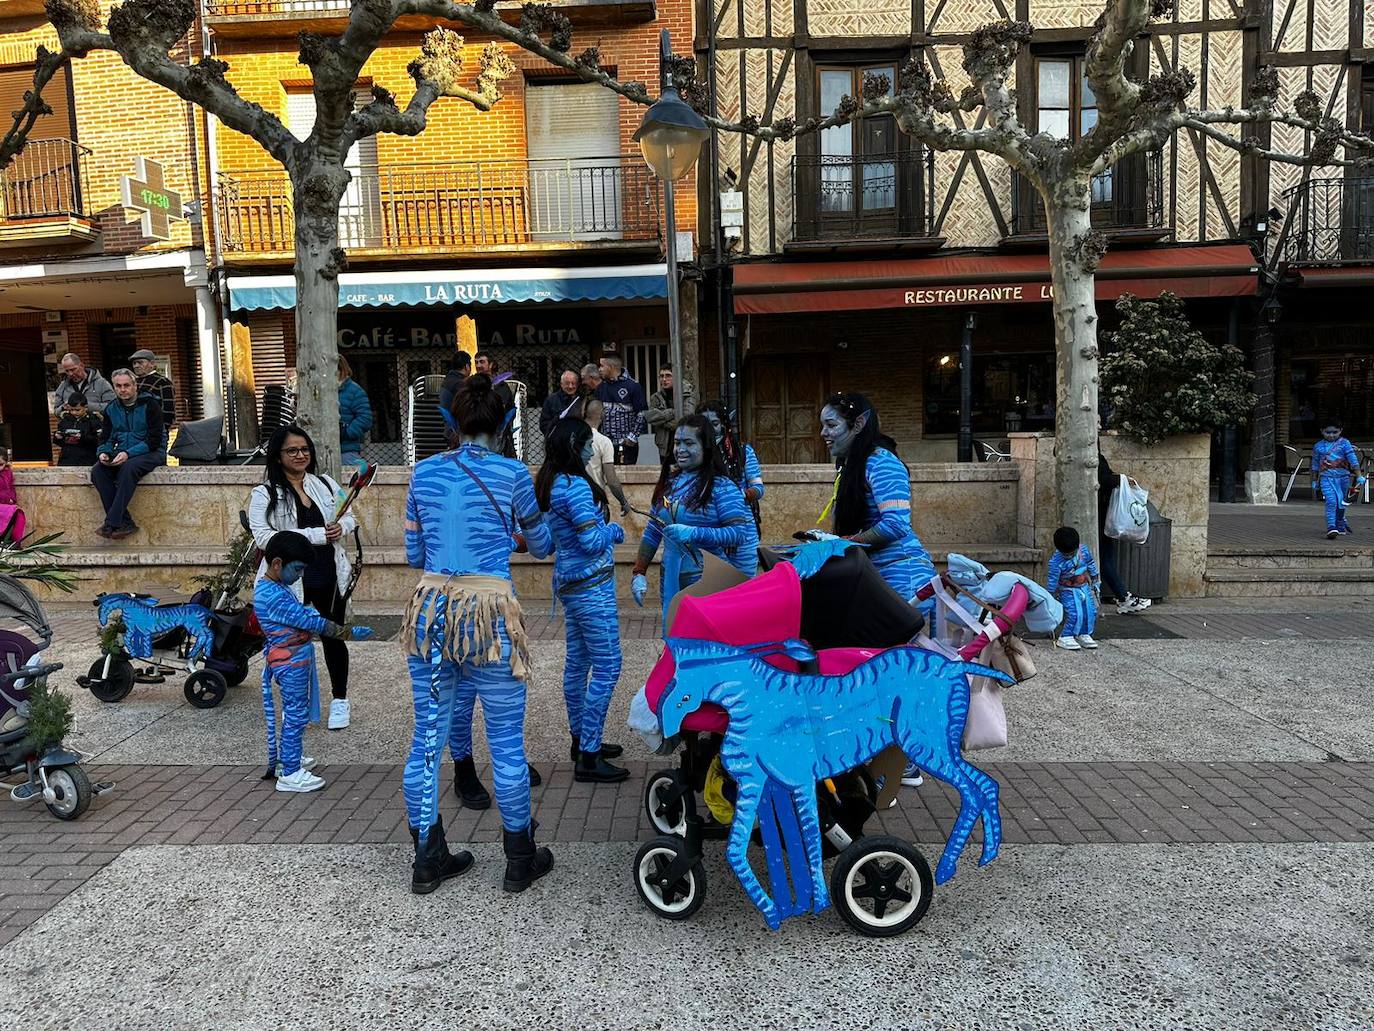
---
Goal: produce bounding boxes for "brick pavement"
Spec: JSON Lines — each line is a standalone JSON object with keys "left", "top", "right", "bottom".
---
{"left": 3, "top": 758, "right": 1370, "bottom": 948}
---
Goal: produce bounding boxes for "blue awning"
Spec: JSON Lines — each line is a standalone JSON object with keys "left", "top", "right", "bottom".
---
{"left": 228, "top": 263, "right": 668, "bottom": 311}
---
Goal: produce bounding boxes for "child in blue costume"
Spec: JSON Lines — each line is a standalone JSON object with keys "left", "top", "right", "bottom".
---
{"left": 401, "top": 374, "right": 555, "bottom": 896}
{"left": 1311, "top": 423, "right": 1363, "bottom": 539}
{"left": 254, "top": 532, "right": 373, "bottom": 795}
{"left": 536, "top": 419, "right": 629, "bottom": 784}
{"left": 698, "top": 400, "right": 765, "bottom": 526}
{"left": 631, "top": 414, "right": 760, "bottom": 627}
{"left": 1047, "top": 526, "right": 1100, "bottom": 651}
{"left": 819, "top": 392, "right": 937, "bottom": 609}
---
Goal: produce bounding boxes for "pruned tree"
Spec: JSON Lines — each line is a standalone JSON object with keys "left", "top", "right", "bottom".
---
{"left": 0, "top": 45, "right": 74, "bottom": 168}
{"left": 27, "top": 0, "right": 1374, "bottom": 535}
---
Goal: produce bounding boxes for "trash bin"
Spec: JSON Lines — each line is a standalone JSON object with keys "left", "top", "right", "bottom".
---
{"left": 1115, "top": 501, "right": 1171, "bottom": 601}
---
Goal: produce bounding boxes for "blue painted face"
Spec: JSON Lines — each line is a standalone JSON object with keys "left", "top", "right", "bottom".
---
{"left": 580, "top": 438, "right": 595, "bottom": 465}
{"left": 701, "top": 410, "right": 724, "bottom": 445}
{"left": 674, "top": 426, "right": 705, "bottom": 471}
{"left": 820, "top": 405, "right": 858, "bottom": 459}
{"left": 1322, "top": 427, "right": 1341, "bottom": 441}
{"left": 278, "top": 560, "right": 307, "bottom": 586}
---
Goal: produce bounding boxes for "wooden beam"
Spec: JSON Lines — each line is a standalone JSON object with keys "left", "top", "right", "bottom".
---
{"left": 1273, "top": 0, "right": 1298, "bottom": 52}
{"left": 742, "top": 50, "right": 792, "bottom": 188}
{"left": 925, "top": 48, "right": 1009, "bottom": 238}
{"left": 1258, "top": 49, "right": 1350, "bottom": 66}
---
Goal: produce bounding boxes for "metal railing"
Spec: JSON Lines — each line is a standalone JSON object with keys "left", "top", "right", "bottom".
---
{"left": 1, "top": 138, "right": 92, "bottom": 220}
{"left": 217, "top": 156, "right": 661, "bottom": 253}
{"left": 1010, "top": 149, "right": 1164, "bottom": 235}
{"left": 791, "top": 151, "right": 934, "bottom": 241}
{"left": 1279, "top": 176, "right": 1374, "bottom": 264}
{"left": 206, "top": 1, "right": 349, "bottom": 14}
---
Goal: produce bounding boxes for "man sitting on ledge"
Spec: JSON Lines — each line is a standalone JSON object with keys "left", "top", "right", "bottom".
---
{"left": 91, "top": 368, "right": 166, "bottom": 540}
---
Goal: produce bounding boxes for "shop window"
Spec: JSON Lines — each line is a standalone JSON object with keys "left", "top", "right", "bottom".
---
{"left": 98, "top": 323, "right": 138, "bottom": 378}
{"left": 923, "top": 350, "right": 1057, "bottom": 437}
{"left": 525, "top": 80, "right": 624, "bottom": 240}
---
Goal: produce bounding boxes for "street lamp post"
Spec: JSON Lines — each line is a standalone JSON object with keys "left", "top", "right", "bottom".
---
{"left": 634, "top": 30, "right": 710, "bottom": 424}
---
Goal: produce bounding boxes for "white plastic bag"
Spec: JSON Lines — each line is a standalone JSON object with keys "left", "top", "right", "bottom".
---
{"left": 1104, "top": 474, "right": 1150, "bottom": 544}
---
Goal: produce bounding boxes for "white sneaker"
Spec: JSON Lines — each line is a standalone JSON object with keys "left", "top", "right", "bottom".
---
{"left": 900, "top": 761, "right": 924, "bottom": 788}
{"left": 276, "top": 768, "right": 325, "bottom": 793}
{"left": 1117, "top": 595, "right": 1151, "bottom": 615}
{"left": 1076, "top": 634, "right": 1099, "bottom": 649}
{"left": 274, "top": 756, "right": 316, "bottom": 778}
{"left": 328, "top": 698, "right": 351, "bottom": 730}
{"left": 1056, "top": 636, "right": 1082, "bottom": 651}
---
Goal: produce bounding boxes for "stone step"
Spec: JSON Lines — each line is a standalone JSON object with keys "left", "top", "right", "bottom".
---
{"left": 1207, "top": 547, "right": 1374, "bottom": 570}
{"left": 23, "top": 542, "right": 1043, "bottom": 603}
{"left": 1204, "top": 567, "right": 1374, "bottom": 597}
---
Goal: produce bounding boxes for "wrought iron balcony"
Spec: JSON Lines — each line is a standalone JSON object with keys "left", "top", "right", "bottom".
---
{"left": 0, "top": 138, "right": 99, "bottom": 247}
{"left": 790, "top": 151, "right": 935, "bottom": 244}
{"left": 1278, "top": 176, "right": 1374, "bottom": 265}
{"left": 216, "top": 156, "right": 661, "bottom": 256}
{"left": 204, "top": 0, "right": 656, "bottom": 35}
{"left": 1009, "top": 149, "right": 1165, "bottom": 237}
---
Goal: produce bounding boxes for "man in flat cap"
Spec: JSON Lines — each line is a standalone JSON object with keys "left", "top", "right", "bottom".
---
{"left": 130, "top": 349, "right": 175, "bottom": 447}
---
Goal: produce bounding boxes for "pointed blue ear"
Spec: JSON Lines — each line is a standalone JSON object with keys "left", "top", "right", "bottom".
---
{"left": 749, "top": 639, "right": 816, "bottom": 664}
{"left": 437, "top": 404, "right": 458, "bottom": 434}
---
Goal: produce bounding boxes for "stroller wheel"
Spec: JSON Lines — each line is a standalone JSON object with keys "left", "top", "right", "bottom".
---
{"left": 85, "top": 656, "right": 135, "bottom": 703}
{"left": 223, "top": 654, "right": 251, "bottom": 688}
{"left": 44, "top": 764, "right": 92, "bottom": 821}
{"left": 830, "top": 836, "right": 933, "bottom": 938}
{"left": 183, "top": 670, "right": 228, "bottom": 709}
{"left": 644, "top": 769, "right": 690, "bottom": 837}
{"left": 634, "top": 836, "right": 706, "bottom": 921}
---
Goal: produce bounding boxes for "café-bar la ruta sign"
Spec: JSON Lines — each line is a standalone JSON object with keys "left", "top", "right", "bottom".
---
{"left": 120, "top": 157, "right": 184, "bottom": 241}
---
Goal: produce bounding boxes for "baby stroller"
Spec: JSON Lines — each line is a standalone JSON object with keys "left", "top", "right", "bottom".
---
{"left": 80, "top": 513, "right": 266, "bottom": 709}
{"left": 632, "top": 542, "right": 1024, "bottom": 936}
{"left": 1, "top": 574, "right": 110, "bottom": 819}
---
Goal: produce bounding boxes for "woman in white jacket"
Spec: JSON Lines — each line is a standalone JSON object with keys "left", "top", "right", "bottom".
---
{"left": 247, "top": 424, "right": 359, "bottom": 730}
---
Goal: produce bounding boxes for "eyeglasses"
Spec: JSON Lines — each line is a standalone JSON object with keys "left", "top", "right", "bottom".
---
{"left": 281, "top": 446, "right": 312, "bottom": 457}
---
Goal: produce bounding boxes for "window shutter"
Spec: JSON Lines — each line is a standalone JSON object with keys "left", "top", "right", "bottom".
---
{"left": 525, "top": 83, "right": 622, "bottom": 240}
{"left": 0, "top": 63, "right": 73, "bottom": 140}
{"left": 247, "top": 310, "right": 286, "bottom": 422}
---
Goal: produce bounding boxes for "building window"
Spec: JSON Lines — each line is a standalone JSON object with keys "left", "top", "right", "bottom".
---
{"left": 924, "top": 350, "right": 1057, "bottom": 437}
{"left": 525, "top": 80, "right": 626, "bottom": 240}
{"left": 1036, "top": 57, "right": 1112, "bottom": 204}
{"left": 285, "top": 87, "right": 381, "bottom": 247}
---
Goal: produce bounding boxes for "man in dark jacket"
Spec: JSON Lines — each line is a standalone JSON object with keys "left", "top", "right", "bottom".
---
{"left": 539, "top": 369, "right": 582, "bottom": 437}
{"left": 595, "top": 353, "right": 647, "bottom": 465}
{"left": 437, "top": 350, "right": 472, "bottom": 413}
{"left": 52, "top": 392, "right": 103, "bottom": 466}
{"left": 130, "top": 348, "right": 175, "bottom": 447}
{"left": 91, "top": 369, "right": 166, "bottom": 539}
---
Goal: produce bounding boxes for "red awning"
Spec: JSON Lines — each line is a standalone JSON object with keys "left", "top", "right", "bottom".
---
{"left": 1293, "top": 267, "right": 1374, "bottom": 288}
{"left": 733, "top": 244, "right": 1260, "bottom": 315}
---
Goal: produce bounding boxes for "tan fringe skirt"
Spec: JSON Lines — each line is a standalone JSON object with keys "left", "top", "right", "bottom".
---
{"left": 401, "top": 572, "right": 531, "bottom": 681}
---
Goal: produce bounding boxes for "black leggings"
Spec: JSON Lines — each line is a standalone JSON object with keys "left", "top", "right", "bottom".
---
{"left": 303, "top": 579, "right": 350, "bottom": 700}
{"left": 1098, "top": 534, "right": 1130, "bottom": 602}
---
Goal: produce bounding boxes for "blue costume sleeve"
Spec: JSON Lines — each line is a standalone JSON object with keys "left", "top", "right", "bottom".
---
{"left": 636, "top": 494, "right": 669, "bottom": 570}
{"left": 1082, "top": 545, "right": 1100, "bottom": 585}
{"left": 257, "top": 580, "right": 334, "bottom": 637}
{"left": 863, "top": 450, "right": 913, "bottom": 545}
{"left": 513, "top": 465, "right": 553, "bottom": 559}
{"left": 404, "top": 480, "right": 426, "bottom": 569}
{"left": 1341, "top": 439, "right": 1360, "bottom": 471}
{"left": 687, "top": 478, "right": 755, "bottom": 549}
{"left": 560, "top": 477, "right": 619, "bottom": 556}
{"left": 745, "top": 444, "right": 765, "bottom": 500}
{"left": 1046, "top": 550, "right": 1066, "bottom": 596}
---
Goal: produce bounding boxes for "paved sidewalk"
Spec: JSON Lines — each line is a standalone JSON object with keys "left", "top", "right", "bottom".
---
{"left": 4, "top": 758, "right": 1370, "bottom": 948}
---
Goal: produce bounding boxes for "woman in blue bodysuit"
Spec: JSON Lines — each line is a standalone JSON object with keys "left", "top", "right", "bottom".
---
{"left": 819, "top": 392, "right": 937, "bottom": 608}
{"left": 401, "top": 374, "right": 555, "bottom": 896}
{"left": 631, "top": 414, "right": 759, "bottom": 626}
{"left": 534, "top": 419, "right": 629, "bottom": 784}
{"left": 697, "top": 400, "right": 765, "bottom": 529}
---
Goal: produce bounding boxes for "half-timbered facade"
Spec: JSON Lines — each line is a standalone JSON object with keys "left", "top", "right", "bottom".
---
{"left": 694, "top": 0, "right": 1372, "bottom": 469}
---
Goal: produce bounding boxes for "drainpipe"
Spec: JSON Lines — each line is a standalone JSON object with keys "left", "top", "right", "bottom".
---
{"left": 958, "top": 312, "right": 976, "bottom": 463}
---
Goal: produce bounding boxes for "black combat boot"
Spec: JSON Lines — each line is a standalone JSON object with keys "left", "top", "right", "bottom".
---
{"left": 502, "top": 824, "right": 554, "bottom": 893}
{"left": 452, "top": 755, "right": 491, "bottom": 810}
{"left": 410, "top": 817, "right": 474, "bottom": 895}
{"left": 573, "top": 749, "right": 630, "bottom": 784}
{"left": 569, "top": 734, "right": 622, "bottom": 761}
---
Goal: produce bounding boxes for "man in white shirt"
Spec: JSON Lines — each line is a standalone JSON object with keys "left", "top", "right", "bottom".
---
{"left": 581, "top": 398, "right": 630, "bottom": 515}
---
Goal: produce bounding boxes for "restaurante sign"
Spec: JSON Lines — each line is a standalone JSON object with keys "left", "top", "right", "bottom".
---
{"left": 904, "top": 283, "right": 1055, "bottom": 306}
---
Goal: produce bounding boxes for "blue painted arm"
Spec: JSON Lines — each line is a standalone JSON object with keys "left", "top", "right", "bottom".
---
{"left": 686, "top": 479, "right": 754, "bottom": 549}
{"left": 404, "top": 481, "right": 426, "bottom": 569}
{"left": 636, "top": 498, "right": 667, "bottom": 571}
{"left": 1046, "top": 551, "right": 1065, "bottom": 595}
{"left": 259, "top": 581, "right": 334, "bottom": 637}
{"left": 1082, "top": 545, "right": 1100, "bottom": 585}
{"left": 863, "top": 451, "right": 913, "bottom": 545}
{"left": 744, "top": 445, "right": 765, "bottom": 501}
{"left": 561, "top": 478, "right": 620, "bottom": 556}
{"left": 513, "top": 468, "right": 553, "bottom": 559}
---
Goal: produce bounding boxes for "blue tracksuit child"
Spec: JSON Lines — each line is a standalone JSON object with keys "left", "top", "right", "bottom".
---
{"left": 1047, "top": 526, "right": 1100, "bottom": 651}
{"left": 1311, "top": 426, "right": 1362, "bottom": 538}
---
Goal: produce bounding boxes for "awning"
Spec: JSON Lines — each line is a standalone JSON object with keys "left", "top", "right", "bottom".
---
{"left": 1292, "top": 266, "right": 1374, "bottom": 288}
{"left": 733, "top": 244, "right": 1259, "bottom": 315}
{"left": 228, "top": 263, "right": 668, "bottom": 312}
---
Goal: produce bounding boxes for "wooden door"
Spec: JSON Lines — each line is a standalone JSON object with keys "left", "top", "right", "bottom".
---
{"left": 746, "top": 355, "right": 828, "bottom": 464}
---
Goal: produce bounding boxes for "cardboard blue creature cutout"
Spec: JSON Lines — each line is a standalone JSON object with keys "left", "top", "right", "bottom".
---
{"left": 97, "top": 593, "right": 216, "bottom": 662}
{"left": 658, "top": 636, "right": 1010, "bottom": 930}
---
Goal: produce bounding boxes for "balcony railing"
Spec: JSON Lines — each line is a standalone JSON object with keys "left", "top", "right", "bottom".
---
{"left": 791, "top": 151, "right": 934, "bottom": 242}
{"left": 1, "top": 138, "right": 92, "bottom": 221}
{"left": 1009, "top": 149, "right": 1165, "bottom": 236}
{"left": 216, "top": 156, "right": 661, "bottom": 255}
{"left": 207, "top": 0, "right": 346, "bottom": 12}
{"left": 1279, "top": 176, "right": 1374, "bottom": 265}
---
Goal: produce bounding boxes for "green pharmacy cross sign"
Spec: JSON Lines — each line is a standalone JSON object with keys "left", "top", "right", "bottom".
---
{"left": 120, "top": 157, "right": 184, "bottom": 241}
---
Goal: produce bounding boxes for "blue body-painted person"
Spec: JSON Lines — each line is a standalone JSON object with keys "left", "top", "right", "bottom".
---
{"left": 1311, "top": 423, "right": 1363, "bottom": 539}
{"left": 401, "top": 373, "right": 555, "bottom": 896}
{"left": 631, "top": 414, "right": 760, "bottom": 625}
{"left": 819, "top": 392, "right": 937, "bottom": 607}
{"left": 698, "top": 400, "right": 765, "bottom": 529}
{"left": 535, "top": 419, "right": 629, "bottom": 783}
{"left": 1047, "top": 526, "right": 1099, "bottom": 651}
{"left": 254, "top": 531, "right": 373, "bottom": 795}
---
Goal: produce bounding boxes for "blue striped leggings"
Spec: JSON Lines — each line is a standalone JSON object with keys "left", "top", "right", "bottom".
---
{"left": 561, "top": 579, "right": 622, "bottom": 755}
{"left": 262, "top": 656, "right": 311, "bottom": 776}
{"left": 405, "top": 614, "right": 532, "bottom": 837}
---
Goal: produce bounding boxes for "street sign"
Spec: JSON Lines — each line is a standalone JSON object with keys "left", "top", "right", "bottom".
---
{"left": 719, "top": 189, "right": 744, "bottom": 229}
{"left": 120, "top": 157, "right": 184, "bottom": 241}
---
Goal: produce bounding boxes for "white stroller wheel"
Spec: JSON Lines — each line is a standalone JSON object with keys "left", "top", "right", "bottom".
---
{"left": 644, "top": 769, "right": 689, "bottom": 837}
{"left": 831, "top": 836, "right": 933, "bottom": 937}
{"left": 634, "top": 836, "right": 706, "bottom": 920}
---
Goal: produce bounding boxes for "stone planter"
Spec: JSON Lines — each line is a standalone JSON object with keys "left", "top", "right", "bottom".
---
{"left": 1009, "top": 431, "right": 1210, "bottom": 598}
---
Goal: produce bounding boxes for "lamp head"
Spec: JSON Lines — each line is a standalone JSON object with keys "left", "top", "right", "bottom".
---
{"left": 634, "top": 88, "right": 710, "bottom": 182}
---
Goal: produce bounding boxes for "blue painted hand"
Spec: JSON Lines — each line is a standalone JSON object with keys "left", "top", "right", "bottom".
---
{"left": 610, "top": 522, "right": 626, "bottom": 545}
{"left": 662, "top": 523, "right": 694, "bottom": 547}
{"left": 632, "top": 573, "right": 648, "bottom": 607}
{"left": 350, "top": 626, "right": 374, "bottom": 641}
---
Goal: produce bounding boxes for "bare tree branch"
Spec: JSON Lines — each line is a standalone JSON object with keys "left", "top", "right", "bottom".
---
{"left": 0, "top": 44, "right": 73, "bottom": 167}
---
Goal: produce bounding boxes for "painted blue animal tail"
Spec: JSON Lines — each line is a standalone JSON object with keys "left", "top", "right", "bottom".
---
{"left": 959, "top": 660, "right": 1015, "bottom": 686}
